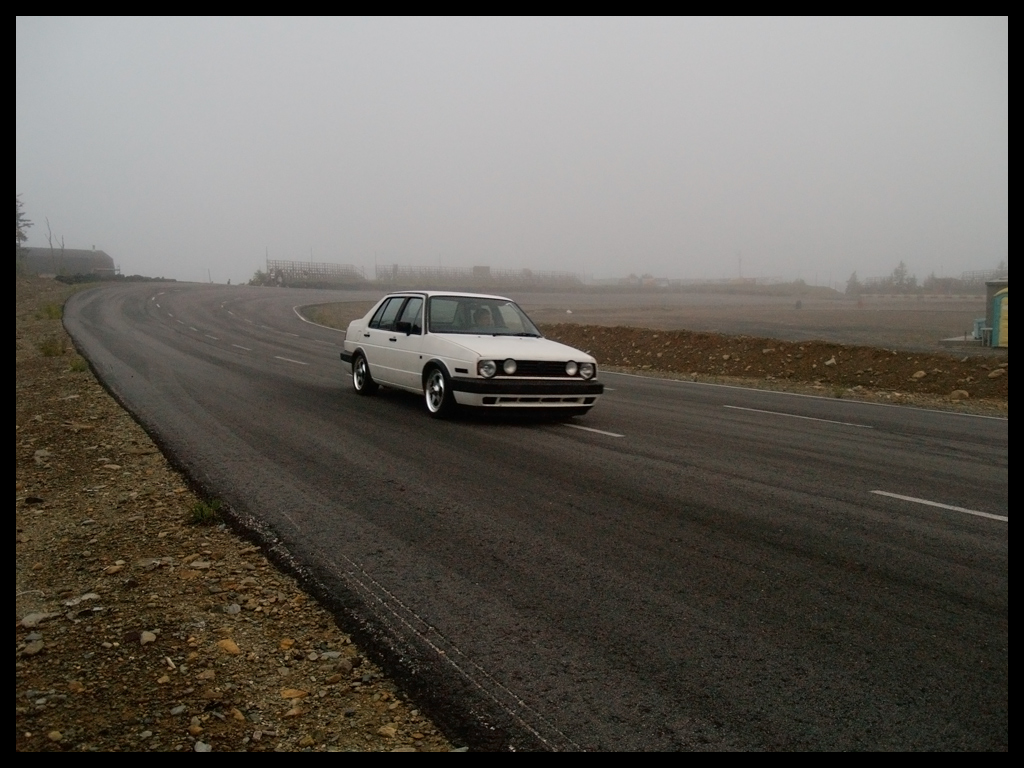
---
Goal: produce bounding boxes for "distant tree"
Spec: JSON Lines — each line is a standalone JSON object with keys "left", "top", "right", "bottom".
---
{"left": 922, "top": 272, "right": 960, "bottom": 296}
{"left": 890, "top": 261, "right": 917, "bottom": 291}
{"left": 16, "top": 195, "right": 32, "bottom": 246}
{"left": 845, "top": 271, "right": 861, "bottom": 295}
{"left": 249, "top": 269, "right": 268, "bottom": 286}
{"left": 892, "top": 261, "right": 907, "bottom": 285}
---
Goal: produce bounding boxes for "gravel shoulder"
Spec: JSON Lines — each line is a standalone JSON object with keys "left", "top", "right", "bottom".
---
{"left": 16, "top": 277, "right": 454, "bottom": 752}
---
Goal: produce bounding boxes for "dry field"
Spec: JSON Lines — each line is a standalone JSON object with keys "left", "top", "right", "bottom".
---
{"left": 517, "top": 292, "right": 992, "bottom": 353}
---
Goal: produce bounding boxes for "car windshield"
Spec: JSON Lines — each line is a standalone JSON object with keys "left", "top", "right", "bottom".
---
{"left": 426, "top": 296, "right": 542, "bottom": 337}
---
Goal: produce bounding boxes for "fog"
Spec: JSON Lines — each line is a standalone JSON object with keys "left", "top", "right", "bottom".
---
{"left": 16, "top": 17, "right": 1007, "bottom": 287}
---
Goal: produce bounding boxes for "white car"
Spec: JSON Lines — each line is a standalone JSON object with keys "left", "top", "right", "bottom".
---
{"left": 340, "top": 291, "right": 603, "bottom": 418}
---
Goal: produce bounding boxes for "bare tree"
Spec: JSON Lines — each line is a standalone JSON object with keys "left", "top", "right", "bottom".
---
{"left": 45, "top": 218, "right": 65, "bottom": 275}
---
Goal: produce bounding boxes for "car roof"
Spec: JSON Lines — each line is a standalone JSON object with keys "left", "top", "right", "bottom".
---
{"left": 383, "top": 290, "right": 514, "bottom": 301}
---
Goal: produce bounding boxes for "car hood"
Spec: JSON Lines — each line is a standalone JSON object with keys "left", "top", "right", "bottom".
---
{"left": 436, "top": 334, "right": 595, "bottom": 362}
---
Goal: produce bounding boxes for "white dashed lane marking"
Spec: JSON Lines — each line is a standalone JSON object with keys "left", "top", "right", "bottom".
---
{"left": 871, "top": 491, "right": 1007, "bottom": 522}
{"left": 562, "top": 424, "right": 624, "bottom": 438}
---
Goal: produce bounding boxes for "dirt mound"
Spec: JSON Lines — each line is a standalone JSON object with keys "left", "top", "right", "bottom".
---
{"left": 542, "top": 323, "right": 1007, "bottom": 411}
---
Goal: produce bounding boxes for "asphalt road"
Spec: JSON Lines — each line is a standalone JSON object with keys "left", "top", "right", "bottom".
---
{"left": 65, "top": 283, "right": 1008, "bottom": 751}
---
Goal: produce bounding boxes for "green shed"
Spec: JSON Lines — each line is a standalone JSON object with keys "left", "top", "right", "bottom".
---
{"left": 991, "top": 287, "right": 1008, "bottom": 347}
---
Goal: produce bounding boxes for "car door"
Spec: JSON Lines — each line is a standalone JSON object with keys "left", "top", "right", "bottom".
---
{"left": 389, "top": 296, "right": 425, "bottom": 390}
{"left": 362, "top": 296, "right": 406, "bottom": 385}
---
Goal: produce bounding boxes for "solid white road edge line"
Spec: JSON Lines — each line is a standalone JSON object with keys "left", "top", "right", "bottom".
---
{"left": 871, "top": 490, "right": 1007, "bottom": 522}
{"left": 724, "top": 405, "right": 873, "bottom": 428}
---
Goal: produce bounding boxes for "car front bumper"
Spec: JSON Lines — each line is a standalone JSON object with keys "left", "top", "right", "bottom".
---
{"left": 450, "top": 377, "right": 603, "bottom": 407}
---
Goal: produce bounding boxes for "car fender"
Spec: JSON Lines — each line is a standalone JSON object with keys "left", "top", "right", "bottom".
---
{"left": 421, "top": 357, "right": 457, "bottom": 385}
{"left": 341, "top": 345, "right": 370, "bottom": 367}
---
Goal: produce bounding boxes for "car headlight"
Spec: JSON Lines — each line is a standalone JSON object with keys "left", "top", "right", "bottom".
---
{"left": 503, "top": 358, "right": 518, "bottom": 375}
{"left": 565, "top": 361, "right": 579, "bottom": 377}
{"left": 478, "top": 360, "right": 497, "bottom": 378}
{"left": 579, "top": 362, "right": 595, "bottom": 380}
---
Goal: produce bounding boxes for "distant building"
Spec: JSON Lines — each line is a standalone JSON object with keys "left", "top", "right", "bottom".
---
{"left": 19, "top": 247, "right": 116, "bottom": 277}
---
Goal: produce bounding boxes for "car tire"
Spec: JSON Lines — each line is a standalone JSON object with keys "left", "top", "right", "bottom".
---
{"left": 424, "top": 365, "right": 456, "bottom": 418}
{"left": 352, "top": 353, "right": 378, "bottom": 395}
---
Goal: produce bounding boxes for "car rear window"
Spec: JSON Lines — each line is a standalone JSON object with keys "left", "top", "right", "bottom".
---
{"left": 369, "top": 297, "right": 404, "bottom": 330}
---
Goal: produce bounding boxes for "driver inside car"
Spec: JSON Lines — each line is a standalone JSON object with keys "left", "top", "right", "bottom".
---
{"left": 474, "top": 307, "right": 493, "bottom": 327}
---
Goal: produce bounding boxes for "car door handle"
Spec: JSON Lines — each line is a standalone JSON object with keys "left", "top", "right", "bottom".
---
{"left": 363, "top": 333, "right": 370, "bottom": 338}
{"left": 389, "top": 336, "right": 398, "bottom": 342}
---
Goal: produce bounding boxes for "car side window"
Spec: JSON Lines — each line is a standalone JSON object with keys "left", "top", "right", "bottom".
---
{"left": 427, "top": 297, "right": 460, "bottom": 331}
{"left": 397, "top": 297, "right": 423, "bottom": 334}
{"left": 369, "top": 297, "right": 403, "bottom": 331}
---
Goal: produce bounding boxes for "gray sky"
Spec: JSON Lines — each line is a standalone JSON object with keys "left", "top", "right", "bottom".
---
{"left": 16, "top": 17, "right": 1007, "bottom": 286}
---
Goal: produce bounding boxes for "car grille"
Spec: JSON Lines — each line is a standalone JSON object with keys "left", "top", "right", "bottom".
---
{"left": 502, "top": 360, "right": 574, "bottom": 377}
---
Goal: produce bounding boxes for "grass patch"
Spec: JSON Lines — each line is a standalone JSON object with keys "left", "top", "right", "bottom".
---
{"left": 37, "top": 302, "right": 63, "bottom": 320}
{"left": 190, "top": 499, "right": 223, "bottom": 526}
{"left": 37, "top": 335, "right": 65, "bottom": 357}
{"left": 69, "top": 356, "right": 89, "bottom": 372}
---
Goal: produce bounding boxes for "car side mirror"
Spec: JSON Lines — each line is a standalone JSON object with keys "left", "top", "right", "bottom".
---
{"left": 395, "top": 321, "right": 412, "bottom": 335}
